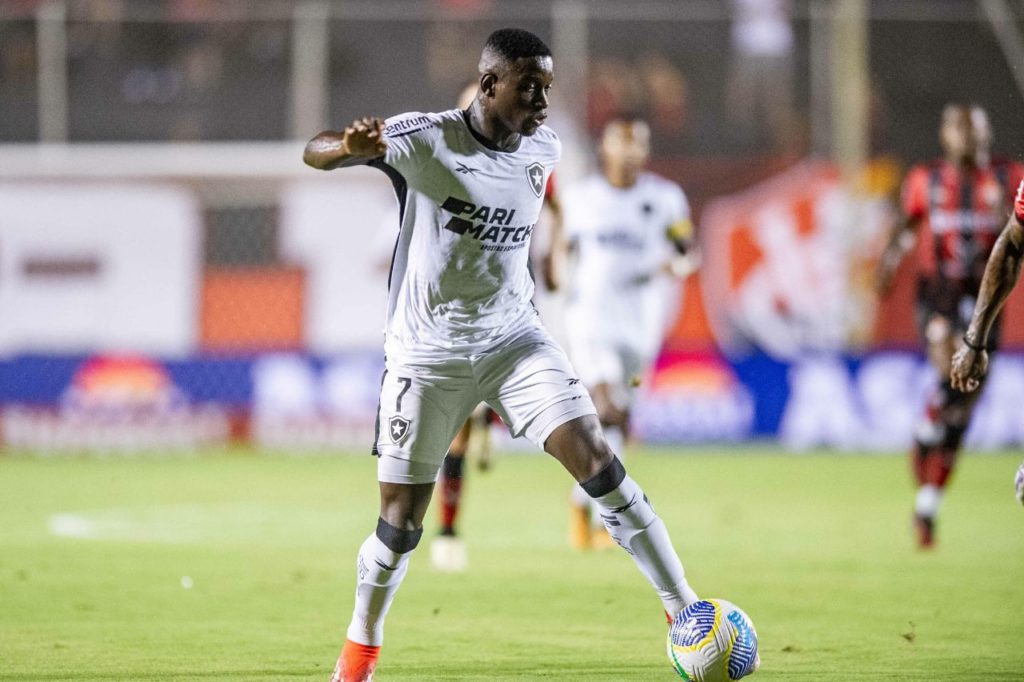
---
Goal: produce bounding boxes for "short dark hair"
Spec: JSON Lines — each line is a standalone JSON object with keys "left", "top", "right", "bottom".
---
{"left": 484, "top": 28, "right": 551, "bottom": 62}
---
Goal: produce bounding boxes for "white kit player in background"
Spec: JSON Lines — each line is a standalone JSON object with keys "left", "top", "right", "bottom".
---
{"left": 549, "top": 117, "right": 700, "bottom": 550}
{"left": 304, "top": 29, "right": 700, "bottom": 682}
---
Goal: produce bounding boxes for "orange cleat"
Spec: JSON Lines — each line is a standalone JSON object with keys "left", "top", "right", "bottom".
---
{"left": 569, "top": 503, "right": 592, "bottom": 550}
{"left": 330, "top": 639, "right": 380, "bottom": 682}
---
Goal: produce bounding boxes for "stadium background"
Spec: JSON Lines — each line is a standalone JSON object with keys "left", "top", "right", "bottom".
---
{"left": 3, "top": 0, "right": 1024, "bottom": 454}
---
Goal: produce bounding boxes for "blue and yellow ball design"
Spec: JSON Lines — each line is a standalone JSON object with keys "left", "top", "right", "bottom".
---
{"left": 667, "top": 599, "right": 759, "bottom": 681}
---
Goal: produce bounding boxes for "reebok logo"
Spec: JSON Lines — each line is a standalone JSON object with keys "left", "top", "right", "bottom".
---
{"left": 455, "top": 162, "right": 479, "bottom": 175}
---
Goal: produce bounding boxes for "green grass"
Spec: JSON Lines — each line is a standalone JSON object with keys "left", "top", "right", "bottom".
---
{"left": 1, "top": 447, "right": 1023, "bottom": 681}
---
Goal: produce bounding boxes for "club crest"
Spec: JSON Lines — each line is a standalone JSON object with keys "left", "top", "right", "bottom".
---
{"left": 525, "top": 162, "right": 545, "bottom": 198}
{"left": 389, "top": 416, "right": 411, "bottom": 445}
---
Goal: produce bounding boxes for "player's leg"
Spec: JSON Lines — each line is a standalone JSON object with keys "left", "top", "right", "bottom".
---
{"left": 911, "top": 311, "right": 987, "bottom": 547}
{"left": 334, "top": 364, "right": 476, "bottom": 681}
{"left": 564, "top": 339, "right": 627, "bottom": 548}
{"left": 337, "top": 479, "right": 433, "bottom": 682}
{"left": 910, "top": 313, "right": 956, "bottom": 547}
{"left": 467, "top": 403, "right": 495, "bottom": 471}
{"left": 545, "top": 415, "right": 699, "bottom": 618}
{"left": 439, "top": 420, "right": 471, "bottom": 537}
{"left": 482, "top": 325, "right": 698, "bottom": 619}
{"left": 430, "top": 419, "right": 472, "bottom": 572}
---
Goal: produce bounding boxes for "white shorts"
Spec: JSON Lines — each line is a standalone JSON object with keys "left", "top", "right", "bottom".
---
{"left": 374, "top": 322, "right": 596, "bottom": 484}
{"left": 565, "top": 334, "right": 653, "bottom": 410}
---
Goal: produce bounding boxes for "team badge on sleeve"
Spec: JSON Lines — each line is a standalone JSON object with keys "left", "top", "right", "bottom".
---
{"left": 526, "top": 162, "right": 545, "bottom": 198}
{"left": 1015, "top": 180, "right": 1024, "bottom": 223}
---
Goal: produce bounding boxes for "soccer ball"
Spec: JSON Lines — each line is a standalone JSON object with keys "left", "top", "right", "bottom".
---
{"left": 1015, "top": 462, "right": 1024, "bottom": 506}
{"left": 667, "top": 599, "right": 760, "bottom": 681}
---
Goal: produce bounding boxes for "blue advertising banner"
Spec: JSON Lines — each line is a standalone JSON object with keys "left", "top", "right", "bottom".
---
{"left": 3, "top": 349, "right": 1024, "bottom": 452}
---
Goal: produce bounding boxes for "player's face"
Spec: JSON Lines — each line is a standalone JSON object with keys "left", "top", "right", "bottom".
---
{"left": 940, "top": 106, "right": 980, "bottom": 163}
{"left": 971, "top": 106, "right": 992, "bottom": 156}
{"left": 492, "top": 56, "right": 554, "bottom": 136}
{"left": 601, "top": 121, "right": 651, "bottom": 174}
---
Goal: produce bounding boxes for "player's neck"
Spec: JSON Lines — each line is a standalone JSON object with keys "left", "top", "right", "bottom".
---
{"left": 465, "top": 101, "right": 521, "bottom": 152}
{"left": 946, "top": 155, "right": 978, "bottom": 172}
{"left": 604, "top": 168, "right": 639, "bottom": 189}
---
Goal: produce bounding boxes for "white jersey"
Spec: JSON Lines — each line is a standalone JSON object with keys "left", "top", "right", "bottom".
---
{"left": 371, "top": 109, "right": 559, "bottom": 359}
{"left": 563, "top": 172, "right": 690, "bottom": 353}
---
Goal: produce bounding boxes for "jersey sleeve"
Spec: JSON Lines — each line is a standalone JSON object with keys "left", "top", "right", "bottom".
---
{"left": 666, "top": 185, "right": 694, "bottom": 242}
{"left": 379, "top": 112, "right": 437, "bottom": 178}
{"left": 544, "top": 171, "right": 557, "bottom": 202}
{"left": 901, "top": 166, "right": 929, "bottom": 221}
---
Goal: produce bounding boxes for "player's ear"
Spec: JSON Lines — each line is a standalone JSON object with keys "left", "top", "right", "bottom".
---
{"left": 480, "top": 72, "right": 498, "bottom": 98}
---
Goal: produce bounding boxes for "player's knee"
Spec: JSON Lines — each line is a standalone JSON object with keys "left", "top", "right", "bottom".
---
{"left": 545, "top": 414, "right": 615, "bottom": 480}
{"left": 378, "top": 482, "right": 433, "bottom": 534}
{"left": 577, "top": 426, "right": 616, "bottom": 479}
{"left": 375, "top": 517, "right": 423, "bottom": 554}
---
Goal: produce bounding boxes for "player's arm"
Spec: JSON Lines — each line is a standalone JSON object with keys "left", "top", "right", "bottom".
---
{"left": 540, "top": 177, "right": 567, "bottom": 291}
{"left": 877, "top": 167, "right": 927, "bottom": 295}
{"left": 950, "top": 213, "right": 1024, "bottom": 391}
{"left": 875, "top": 214, "right": 921, "bottom": 295}
{"left": 303, "top": 117, "right": 387, "bottom": 170}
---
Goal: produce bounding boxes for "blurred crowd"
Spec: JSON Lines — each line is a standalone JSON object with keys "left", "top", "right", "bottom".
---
{"left": 2, "top": 0, "right": 1022, "bottom": 171}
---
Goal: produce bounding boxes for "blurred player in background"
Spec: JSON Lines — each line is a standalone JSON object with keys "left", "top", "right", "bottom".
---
{"left": 950, "top": 179, "right": 1024, "bottom": 506}
{"left": 428, "top": 83, "right": 566, "bottom": 573}
{"left": 304, "top": 29, "right": 701, "bottom": 682}
{"left": 549, "top": 116, "right": 699, "bottom": 549}
{"left": 877, "top": 104, "right": 1024, "bottom": 546}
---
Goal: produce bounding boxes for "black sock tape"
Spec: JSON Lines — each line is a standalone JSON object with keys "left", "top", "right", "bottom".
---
{"left": 581, "top": 456, "right": 626, "bottom": 498}
{"left": 375, "top": 517, "right": 423, "bottom": 554}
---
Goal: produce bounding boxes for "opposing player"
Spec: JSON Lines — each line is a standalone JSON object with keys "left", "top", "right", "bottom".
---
{"left": 876, "top": 104, "right": 1024, "bottom": 545}
{"left": 304, "top": 29, "right": 700, "bottom": 681}
{"left": 551, "top": 117, "right": 698, "bottom": 548}
{"left": 950, "top": 179, "right": 1024, "bottom": 506}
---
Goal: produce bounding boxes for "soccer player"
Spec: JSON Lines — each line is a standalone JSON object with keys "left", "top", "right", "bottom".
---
{"left": 551, "top": 116, "right": 698, "bottom": 549}
{"left": 950, "top": 179, "right": 1024, "bottom": 506}
{"left": 876, "top": 104, "right": 1024, "bottom": 545}
{"left": 428, "top": 85, "right": 567, "bottom": 574}
{"left": 303, "top": 29, "right": 700, "bottom": 681}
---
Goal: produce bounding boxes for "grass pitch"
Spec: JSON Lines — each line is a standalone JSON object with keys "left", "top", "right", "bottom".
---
{"left": 1, "top": 447, "right": 1022, "bottom": 681}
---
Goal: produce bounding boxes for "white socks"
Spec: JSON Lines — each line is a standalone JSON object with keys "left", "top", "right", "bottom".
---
{"left": 584, "top": 457, "right": 698, "bottom": 617}
{"left": 345, "top": 520, "right": 420, "bottom": 647}
{"left": 915, "top": 484, "right": 942, "bottom": 519}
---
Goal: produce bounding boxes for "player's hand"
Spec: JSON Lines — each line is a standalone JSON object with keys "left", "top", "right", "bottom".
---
{"left": 663, "top": 249, "right": 701, "bottom": 279}
{"left": 950, "top": 344, "right": 988, "bottom": 393}
{"left": 342, "top": 117, "right": 386, "bottom": 158}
